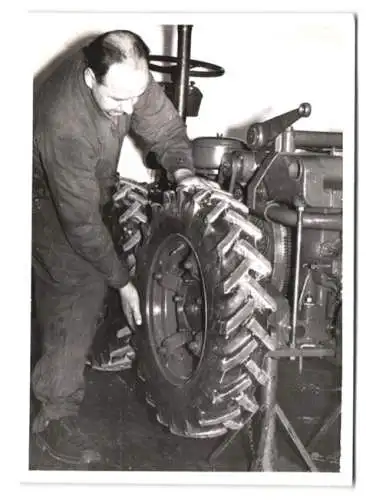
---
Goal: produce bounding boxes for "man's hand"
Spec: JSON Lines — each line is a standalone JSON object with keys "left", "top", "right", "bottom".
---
{"left": 119, "top": 282, "right": 142, "bottom": 330}
{"left": 179, "top": 175, "right": 220, "bottom": 191}
{"left": 173, "top": 168, "right": 220, "bottom": 191}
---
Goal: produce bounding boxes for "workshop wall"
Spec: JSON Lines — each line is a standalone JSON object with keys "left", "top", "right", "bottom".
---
{"left": 30, "top": 13, "right": 354, "bottom": 182}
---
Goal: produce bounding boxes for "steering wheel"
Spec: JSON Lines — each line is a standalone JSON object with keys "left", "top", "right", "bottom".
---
{"left": 148, "top": 55, "right": 225, "bottom": 78}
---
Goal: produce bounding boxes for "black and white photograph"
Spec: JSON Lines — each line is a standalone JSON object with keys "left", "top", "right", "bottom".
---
{"left": 8, "top": 6, "right": 357, "bottom": 490}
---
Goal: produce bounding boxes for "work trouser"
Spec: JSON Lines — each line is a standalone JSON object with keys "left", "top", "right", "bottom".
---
{"left": 31, "top": 269, "right": 107, "bottom": 433}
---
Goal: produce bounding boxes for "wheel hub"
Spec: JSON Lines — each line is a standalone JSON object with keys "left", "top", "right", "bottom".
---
{"left": 146, "top": 234, "right": 207, "bottom": 386}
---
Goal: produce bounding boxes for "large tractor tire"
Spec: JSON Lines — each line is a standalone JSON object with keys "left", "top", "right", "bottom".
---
{"left": 134, "top": 186, "right": 278, "bottom": 438}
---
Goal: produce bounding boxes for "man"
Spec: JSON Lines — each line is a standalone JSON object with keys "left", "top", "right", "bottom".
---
{"left": 32, "top": 29, "right": 206, "bottom": 466}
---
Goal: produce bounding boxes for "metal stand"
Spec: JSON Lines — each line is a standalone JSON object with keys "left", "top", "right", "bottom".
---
{"left": 274, "top": 403, "right": 319, "bottom": 472}
{"left": 306, "top": 403, "right": 342, "bottom": 454}
{"left": 250, "top": 353, "right": 319, "bottom": 472}
{"left": 250, "top": 355, "right": 278, "bottom": 471}
{"left": 206, "top": 352, "right": 341, "bottom": 472}
{"left": 207, "top": 428, "right": 244, "bottom": 467}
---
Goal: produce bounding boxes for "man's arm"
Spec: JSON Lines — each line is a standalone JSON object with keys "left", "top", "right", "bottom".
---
{"left": 130, "top": 76, "right": 195, "bottom": 176}
{"left": 39, "top": 132, "right": 130, "bottom": 289}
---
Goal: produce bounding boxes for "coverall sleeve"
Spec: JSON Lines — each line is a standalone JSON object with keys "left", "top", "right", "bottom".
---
{"left": 39, "top": 132, "right": 130, "bottom": 289}
{"left": 130, "top": 76, "right": 195, "bottom": 175}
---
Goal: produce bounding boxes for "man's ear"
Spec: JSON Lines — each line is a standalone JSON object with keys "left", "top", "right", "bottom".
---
{"left": 84, "top": 67, "right": 96, "bottom": 89}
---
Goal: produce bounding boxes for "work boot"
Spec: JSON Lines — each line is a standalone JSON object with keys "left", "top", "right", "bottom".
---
{"left": 34, "top": 416, "right": 102, "bottom": 465}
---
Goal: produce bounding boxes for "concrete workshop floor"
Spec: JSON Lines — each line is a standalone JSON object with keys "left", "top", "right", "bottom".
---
{"left": 28, "top": 359, "right": 341, "bottom": 472}
{"left": 28, "top": 292, "right": 342, "bottom": 472}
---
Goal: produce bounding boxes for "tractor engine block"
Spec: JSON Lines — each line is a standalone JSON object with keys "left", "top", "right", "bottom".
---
{"left": 192, "top": 104, "right": 342, "bottom": 351}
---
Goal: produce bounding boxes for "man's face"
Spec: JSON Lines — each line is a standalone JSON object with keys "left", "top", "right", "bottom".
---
{"left": 87, "top": 60, "right": 149, "bottom": 118}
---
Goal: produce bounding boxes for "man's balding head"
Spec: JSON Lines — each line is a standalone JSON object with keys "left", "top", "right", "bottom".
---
{"left": 83, "top": 30, "right": 151, "bottom": 118}
{"left": 83, "top": 30, "right": 150, "bottom": 84}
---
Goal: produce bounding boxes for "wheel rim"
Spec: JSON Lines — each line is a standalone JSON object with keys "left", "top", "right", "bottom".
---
{"left": 146, "top": 233, "right": 207, "bottom": 386}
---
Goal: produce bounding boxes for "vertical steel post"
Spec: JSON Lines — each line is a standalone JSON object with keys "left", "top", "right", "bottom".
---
{"left": 250, "top": 353, "right": 278, "bottom": 471}
{"left": 175, "top": 25, "right": 193, "bottom": 122}
{"left": 290, "top": 204, "right": 305, "bottom": 350}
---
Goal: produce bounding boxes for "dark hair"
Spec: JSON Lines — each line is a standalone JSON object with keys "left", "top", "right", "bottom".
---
{"left": 83, "top": 30, "right": 150, "bottom": 83}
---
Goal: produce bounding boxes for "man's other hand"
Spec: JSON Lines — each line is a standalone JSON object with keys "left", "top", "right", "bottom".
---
{"left": 119, "top": 282, "right": 142, "bottom": 330}
{"left": 174, "top": 168, "right": 220, "bottom": 191}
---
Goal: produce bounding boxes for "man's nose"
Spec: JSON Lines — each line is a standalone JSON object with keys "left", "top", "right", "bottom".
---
{"left": 121, "top": 99, "right": 134, "bottom": 115}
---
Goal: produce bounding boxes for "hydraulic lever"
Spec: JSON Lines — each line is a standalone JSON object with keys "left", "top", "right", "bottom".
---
{"left": 246, "top": 103, "right": 311, "bottom": 150}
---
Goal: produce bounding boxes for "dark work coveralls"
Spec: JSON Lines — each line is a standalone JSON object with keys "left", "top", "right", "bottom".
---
{"left": 32, "top": 51, "right": 194, "bottom": 431}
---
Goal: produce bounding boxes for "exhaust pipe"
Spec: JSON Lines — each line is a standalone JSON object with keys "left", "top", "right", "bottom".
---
{"left": 252, "top": 203, "right": 342, "bottom": 231}
{"left": 175, "top": 25, "right": 193, "bottom": 121}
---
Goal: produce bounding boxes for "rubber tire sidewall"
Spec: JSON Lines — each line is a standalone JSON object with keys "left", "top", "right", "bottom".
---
{"left": 136, "top": 211, "right": 225, "bottom": 431}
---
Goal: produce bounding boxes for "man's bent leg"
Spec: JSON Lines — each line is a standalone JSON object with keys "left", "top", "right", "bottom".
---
{"left": 31, "top": 272, "right": 107, "bottom": 432}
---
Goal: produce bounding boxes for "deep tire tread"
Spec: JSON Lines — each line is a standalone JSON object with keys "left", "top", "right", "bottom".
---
{"left": 118, "top": 185, "right": 278, "bottom": 438}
